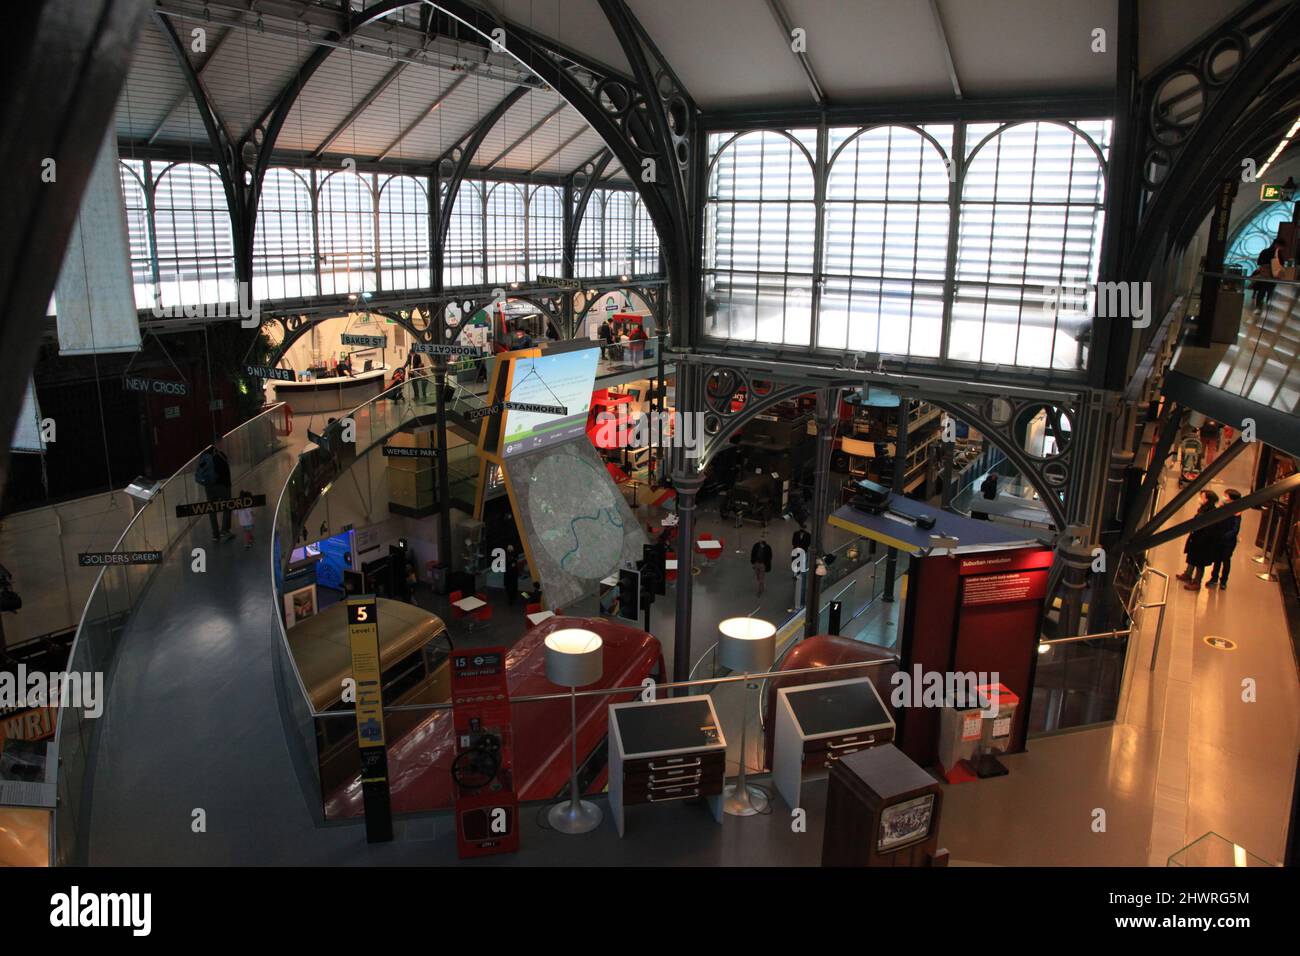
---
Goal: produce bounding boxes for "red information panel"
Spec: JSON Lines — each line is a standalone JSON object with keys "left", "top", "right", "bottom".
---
{"left": 449, "top": 648, "right": 519, "bottom": 858}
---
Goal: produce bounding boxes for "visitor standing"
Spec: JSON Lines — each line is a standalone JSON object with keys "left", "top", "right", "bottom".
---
{"left": 195, "top": 437, "right": 234, "bottom": 541}
{"left": 750, "top": 531, "right": 773, "bottom": 597}
{"left": 1207, "top": 489, "right": 1243, "bottom": 590}
{"left": 1178, "top": 490, "right": 1220, "bottom": 590}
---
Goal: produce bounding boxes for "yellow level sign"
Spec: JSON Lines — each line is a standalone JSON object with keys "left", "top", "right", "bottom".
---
{"left": 347, "top": 596, "right": 386, "bottom": 749}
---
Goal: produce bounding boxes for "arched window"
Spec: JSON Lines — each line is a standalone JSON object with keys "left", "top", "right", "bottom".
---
{"left": 152, "top": 162, "right": 237, "bottom": 308}
{"left": 443, "top": 180, "right": 484, "bottom": 288}
{"left": 254, "top": 168, "right": 316, "bottom": 301}
{"left": 954, "top": 120, "right": 1111, "bottom": 369}
{"left": 603, "top": 191, "right": 635, "bottom": 276}
{"left": 317, "top": 171, "right": 377, "bottom": 296}
{"left": 820, "top": 125, "right": 953, "bottom": 357}
{"left": 378, "top": 174, "right": 429, "bottom": 291}
{"left": 632, "top": 196, "right": 660, "bottom": 275}
{"left": 118, "top": 160, "right": 154, "bottom": 309}
{"left": 704, "top": 129, "right": 817, "bottom": 346}
{"left": 1227, "top": 198, "right": 1296, "bottom": 274}
{"left": 574, "top": 189, "right": 605, "bottom": 279}
{"left": 485, "top": 182, "right": 526, "bottom": 285}
{"left": 527, "top": 185, "right": 564, "bottom": 279}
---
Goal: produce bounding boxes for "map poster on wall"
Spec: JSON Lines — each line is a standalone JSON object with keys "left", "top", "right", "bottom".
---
{"left": 501, "top": 440, "right": 646, "bottom": 609}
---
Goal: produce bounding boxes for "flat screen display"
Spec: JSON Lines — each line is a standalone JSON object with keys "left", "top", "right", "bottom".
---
{"left": 502, "top": 348, "right": 599, "bottom": 457}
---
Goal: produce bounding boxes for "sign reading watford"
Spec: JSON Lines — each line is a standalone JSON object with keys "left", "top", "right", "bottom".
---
{"left": 342, "top": 333, "right": 386, "bottom": 348}
{"left": 382, "top": 445, "right": 438, "bottom": 459}
{"left": 78, "top": 550, "right": 163, "bottom": 567}
{"left": 123, "top": 375, "right": 189, "bottom": 397}
{"left": 536, "top": 275, "right": 581, "bottom": 290}
{"left": 175, "top": 493, "right": 267, "bottom": 518}
{"left": 245, "top": 365, "right": 295, "bottom": 381}
{"left": 411, "top": 343, "right": 478, "bottom": 357}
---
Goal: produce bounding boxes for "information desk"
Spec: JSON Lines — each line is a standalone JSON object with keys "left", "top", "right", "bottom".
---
{"left": 270, "top": 366, "right": 389, "bottom": 414}
{"left": 772, "top": 676, "right": 895, "bottom": 810}
{"left": 608, "top": 695, "right": 727, "bottom": 836}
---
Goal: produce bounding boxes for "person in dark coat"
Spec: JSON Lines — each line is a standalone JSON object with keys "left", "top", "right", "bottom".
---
{"left": 750, "top": 531, "right": 773, "bottom": 596}
{"left": 1178, "top": 490, "right": 1220, "bottom": 590}
{"left": 981, "top": 472, "right": 999, "bottom": 500}
{"left": 1207, "top": 488, "right": 1243, "bottom": 590}
{"left": 195, "top": 437, "right": 234, "bottom": 541}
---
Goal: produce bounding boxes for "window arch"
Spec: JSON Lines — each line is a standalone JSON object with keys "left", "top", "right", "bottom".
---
{"left": 152, "top": 161, "right": 236, "bottom": 308}
{"left": 632, "top": 196, "right": 659, "bottom": 274}
{"left": 1227, "top": 198, "right": 1296, "bottom": 274}
{"left": 574, "top": 190, "right": 605, "bottom": 279}
{"left": 317, "top": 171, "right": 377, "bottom": 296}
{"left": 704, "top": 129, "right": 817, "bottom": 346}
{"left": 528, "top": 185, "right": 564, "bottom": 279}
{"left": 443, "top": 180, "right": 484, "bottom": 287}
{"left": 820, "top": 125, "right": 953, "bottom": 356}
{"left": 485, "top": 182, "right": 526, "bottom": 285}
{"left": 118, "top": 160, "right": 154, "bottom": 309}
{"left": 603, "top": 191, "right": 635, "bottom": 276}
{"left": 254, "top": 168, "right": 316, "bottom": 301}
{"left": 954, "top": 120, "right": 1111, "bottom": 369}
{"left": 378, "top": 174, "right": 429, "bottom": 291}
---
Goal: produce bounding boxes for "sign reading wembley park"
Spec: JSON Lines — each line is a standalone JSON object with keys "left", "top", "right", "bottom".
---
{"left": 174, "top": 493, "right": 267, "bottom": 518}
{"left": 411, "top": 343, "right": 478, "bottom": 356}
{"left": 382, "top": 445, "right": 439, "bottom": 459}
{"left": 341, "top": 333, "right": 386, "bottom": 348}
{"left": 245, "top": 365, "right": 295, "bottom": 381}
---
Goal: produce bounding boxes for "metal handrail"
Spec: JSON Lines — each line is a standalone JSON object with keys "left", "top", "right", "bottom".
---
{"left": 51, "top": 401, "right": 288, "bottom": 866}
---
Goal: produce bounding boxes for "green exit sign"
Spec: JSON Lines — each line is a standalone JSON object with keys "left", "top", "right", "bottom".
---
{"left": 1260, "top": 183, "right": 1282, "bottom": 201}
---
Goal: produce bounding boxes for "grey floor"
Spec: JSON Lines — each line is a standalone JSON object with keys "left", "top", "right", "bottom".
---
{"left": 84, "top": 444, "right": 857, "bottom": 864}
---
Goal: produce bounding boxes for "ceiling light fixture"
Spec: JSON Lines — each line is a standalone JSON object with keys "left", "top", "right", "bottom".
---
{"left": 1258, "top": 114, "right": 1300, "bottom": 180}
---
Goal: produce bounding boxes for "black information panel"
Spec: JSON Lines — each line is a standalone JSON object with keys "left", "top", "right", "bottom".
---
{"left": 616, "top": 698, "right": 720, "bottom": 756}
{"left": 788, "top": 681, "right": 890, "bottom": 738}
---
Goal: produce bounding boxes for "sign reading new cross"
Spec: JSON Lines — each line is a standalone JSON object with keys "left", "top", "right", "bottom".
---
{"left": 342, "top": 333, "right": 386, "bottom": 348}
{"left": 78, "top": 551, "right": 163, "bottom": 567}
{"left": 123, "top": 375, "right": 189, "bottom": 397}
{"left": 411, "top": 343, "right": 478, "bottom": 356}
{"left": 245, "top": 365, "right": 295, "bottom": 381}
{"left": 175, "top": 493, "right": 266, "bottom": 518}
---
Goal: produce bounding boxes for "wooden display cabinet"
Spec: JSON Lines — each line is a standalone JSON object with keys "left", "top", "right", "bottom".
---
{"left": 821, "top": 743, "right": 948, "bottom": 867}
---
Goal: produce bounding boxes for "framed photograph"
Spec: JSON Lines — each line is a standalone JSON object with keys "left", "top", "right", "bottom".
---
{"left": 877, "top": 793, "right": 935, "bottom": 852}
{"left": 283, "top": 584, "right": 317, "bottom": 629}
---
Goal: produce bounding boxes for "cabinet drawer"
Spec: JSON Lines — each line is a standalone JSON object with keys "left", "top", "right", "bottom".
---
{"left": 803, "top": 728, "right": 893, "bottom": 765}
{"left": 623, "top": 772, "right": 724, "bottom": 805}
{"left": 623, "top": 750, "right": 724, "bottom": 778}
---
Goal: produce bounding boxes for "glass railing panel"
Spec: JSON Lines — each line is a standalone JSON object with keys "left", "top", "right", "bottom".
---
{"left": 1026, "top": 635, "right": 1128, "bottom": 734}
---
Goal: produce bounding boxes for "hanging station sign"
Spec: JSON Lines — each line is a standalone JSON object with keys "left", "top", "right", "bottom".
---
{"left": 382, "top": 445, "right": 438, "bottom": 459}
{"left": 342, "top": 333, "right": 387, "bottom": 348}
{"left": 411, "top": 343, "right": 478, "bottom": 357}
{"left": 536, "top": 275, "right": 580, "bottom": 290}
{"left": 123, "top": 375, "right": 190, "bottom": 397}
{"left": 77, "top": 550, "right": 163, "bottom": 567}
{"left": 174, "top": 493, "right": 266, "bottom": 518}
{"left": 245, "top": 365, "right": 295, "bottom": 381}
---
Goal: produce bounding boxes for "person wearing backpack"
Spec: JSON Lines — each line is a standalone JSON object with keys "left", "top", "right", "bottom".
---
{"left": 196, "top": 437, "right": 234, "bottom": 541}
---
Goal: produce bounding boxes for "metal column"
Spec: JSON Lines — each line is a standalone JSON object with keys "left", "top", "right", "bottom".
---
{"left": 803, "top": 389, "right": 837, "bottom": 637}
